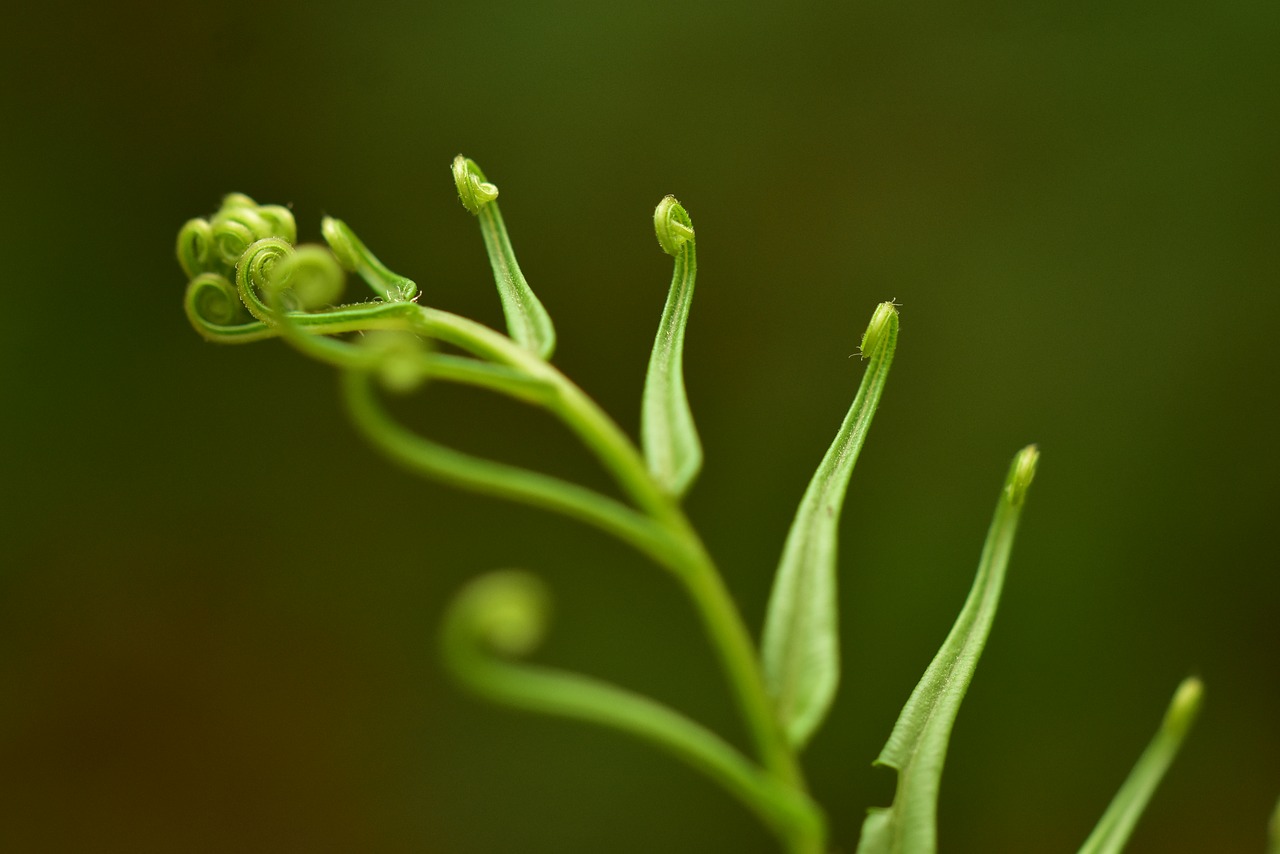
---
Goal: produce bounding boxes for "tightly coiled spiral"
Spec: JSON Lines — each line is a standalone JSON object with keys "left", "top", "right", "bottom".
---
{"left": 452, "top": 155, "right": 499, "bottom": 214}
{"left": 235, "top": 237, "right": 346, "bottom": 323}
{"left": 177, "top": 195, "right": 297, "bottom": 278}
{"left": 654, "top": 195, "right": 695, "bottom": 256}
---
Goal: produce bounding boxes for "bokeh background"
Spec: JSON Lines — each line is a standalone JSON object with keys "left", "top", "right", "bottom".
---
{"left": 3, "top": 1, "right": 1277, "bottom": 851}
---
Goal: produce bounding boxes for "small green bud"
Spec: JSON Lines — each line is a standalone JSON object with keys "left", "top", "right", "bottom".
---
{"left": 654, "top": 195, "right": 695, "bottom": 256}
{"left": 460, "top": 571, "right": 550, "bottom": 657}
{"left": 257, "top": 204, "right": 297, "bottom": 244}
{"left": 363, "top": 331, "right": 429, "bottom": 394}
{"left": 1162, "top": 677, "right": 1203, "bottom": 739}
{"left": 453, "top": 155, "right": 499, "bottom": 214}
{"left": 1006, "top": 444, "right": 1040, "bottom": 506}
{"left": 186, "top": 272, "right": 240, "bottom": 326}
{"left": 176, "top": 218, "right": 214, "bottom": 279}
{"left": 219, "top": 192, "right": 258, "bottom": 212}
{"left": 858, "top": 301, "right": 899, "bottom": 359}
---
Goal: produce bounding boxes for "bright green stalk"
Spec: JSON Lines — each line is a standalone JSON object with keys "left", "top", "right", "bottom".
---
{"left": 1077, "top": 677, "right": 1204, "bottom": 854}
{"left": 762, "top": 301, "right": 898, "bottom": 751}
{"left": 857, "top": 445, "right": 1039, "bottom": 854}
{"left": 642, "top": 195, "right": 702, "bottom": 497}
{"left": 406, "top": 303, "right": 816, "bottom": 817}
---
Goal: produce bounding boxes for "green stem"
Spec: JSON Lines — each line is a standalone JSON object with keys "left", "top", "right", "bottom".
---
{"left": 444, "top": 571, "right": 820, "bottom": 850}
{"left": 262, "top": 296, "right": 821, "bottom": 851}
{"left": 408, "top": 305, "right": 822, "bottom": 851}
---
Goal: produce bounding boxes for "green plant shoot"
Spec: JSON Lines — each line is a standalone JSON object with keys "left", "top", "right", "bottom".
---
{"left": 176, "top": 160, "right": 1216, "bottom": 854}
{"left": 762, "top": 300, "right": 898, "bottom": 750}
{"left": 642, "top": 194, "right": 702, "bottom": 497}
{"left": 1077, "top": 677, "right": 1204, "bottom": 854}
{"left": 857, "top": 445, "right": 1040, "bottom": 854}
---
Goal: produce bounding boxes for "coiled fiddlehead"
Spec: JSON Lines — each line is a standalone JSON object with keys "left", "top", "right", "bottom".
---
{"left": 452, "top": 155, "right": 499, "bottom": 214}
{"left": 653, "top": 194, "right": 695, "bottom": 256}
{"left": 183, "top": 272, "right": 278, "bottom": 343}
{"left": 176, "top": 218, "right": 215, "bottom": 280}
{"left": 181, "top": 195, "right": 396, "bottom": 343}
{"left": 212, "top": 201, "right": 273, "bottom": 267}
{"left": 269, "top": 244, "right": 347, "bottom": 311}
{"left": 441, "top": 570, "right": 824, "bottom": 848}
{"left": 234, "top": 237, "right": 303, "bottom": 323}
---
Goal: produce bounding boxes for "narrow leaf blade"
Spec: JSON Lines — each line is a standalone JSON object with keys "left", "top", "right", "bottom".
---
{"left": 1077, "top": 677, "right": 1203, "bottom": 854}
{"left": 453, "top": 155, "right": 556, "bottom": 359}
{"left": 857, "top": 445, "right": 1040, "bottom": 854}
{"left": 761, "top": 302, "right": 899, "bottom": 750}
{"left": 642, "top": 195, "right": 702, "bottom": 496}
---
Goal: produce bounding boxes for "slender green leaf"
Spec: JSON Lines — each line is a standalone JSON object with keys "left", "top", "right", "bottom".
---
{"left": 857, "top": 445, "right": 1040, "bottom": 854}
{"left": 642, "top": 195, "right": 702, "bottom": 497}
{"left": 321, "top": 216, "right": 418, "bottom": 302}
{"left": 761, "top": 302, "right": 899, "bottom": 749}
{"left": 453, "top": 155, "right": 556, "bottom": 359}
{"left": 1078, "top": 677, "right": 1204, "bottom": 854}
{"left": 442, "top": 571, "right": 825, "bottom": 849}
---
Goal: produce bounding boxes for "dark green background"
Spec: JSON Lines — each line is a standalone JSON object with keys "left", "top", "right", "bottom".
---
{"left": 3, "top": 1, "right": 1277, "bottom": 851}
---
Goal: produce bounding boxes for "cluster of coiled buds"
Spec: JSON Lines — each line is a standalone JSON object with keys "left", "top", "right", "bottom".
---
{"left": 177, "top": 193, "right": 420, "bottom": 345}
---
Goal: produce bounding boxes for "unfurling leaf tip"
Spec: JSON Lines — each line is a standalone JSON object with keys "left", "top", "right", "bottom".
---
{"left": 1007, "top": 444, "right": 1040, "bottom": 507}
{"left": 858, "top": 301, "right": 899, "bottom": 359}
{"left": 453, "top": 154, "right": 499, "bottom": 214}
{"left": 1164, "top": 676, "right": 1203, "bottom": 737}
{"left": 654, "top": 195, "right": 695, "bottom": 256}
{"left": 451, "top": 570, "right": 549, "bottom": 657}
{"left": 362, "top": 331, "right": 429, "bottom": 394}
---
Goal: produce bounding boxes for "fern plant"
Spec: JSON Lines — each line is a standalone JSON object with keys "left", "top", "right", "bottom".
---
{"left": 177, "top": 157, "right": 1210, "bottom": 853}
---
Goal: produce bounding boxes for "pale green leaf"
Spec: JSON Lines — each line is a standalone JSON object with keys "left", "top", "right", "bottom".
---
{"left": 642, "top": 195, "right": 702, "bottom": 497}
{"left": 1078, "top": 677, "right": 1203, "bottom": 854}
{"left": 857, "top": 445, "right": 1039, "bottom": 854}
{"left": 762, "top": 302, "right": 899, "bottom": 750}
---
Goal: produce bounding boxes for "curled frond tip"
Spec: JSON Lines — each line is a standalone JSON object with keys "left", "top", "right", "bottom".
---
{"left": 1007, "top": 444, "right": 1040, "bottom": 506}
{"left": 453, "top": 155, "right": 499, "bottom": 214}
{"left": 858, "top": 301, "right": 899, "bottom": 359}
{"left": 654, "top": 195, "right": 695, "bottom": 256}
{"left": 361, "top": 331, "right": 430, "bottom": 394}
{"left": 449, "top": 570, "right": 550, "bottom": 658}
{"left": 1164, "top": 676, "right": 1203, "bottom": 736}
{"left": 272, "top": 245, "right": 346, "bottom": 310}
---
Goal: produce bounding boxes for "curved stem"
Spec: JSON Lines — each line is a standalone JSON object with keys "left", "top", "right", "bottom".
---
{"left": 342, "top": 370, "right": 672, "bottom": 562}
{"left": 408, "top": 305, "right": 820, "bottom": 848}
{"left": 443, "top": 571, "right": 820, "bottom": 849}
{"left": 260, "top": 294, "right": 822, "bottom": 851}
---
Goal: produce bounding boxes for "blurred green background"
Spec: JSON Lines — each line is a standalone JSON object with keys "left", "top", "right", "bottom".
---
{"left": 2, "top": 1, "right": 1277, "bottom": 851}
